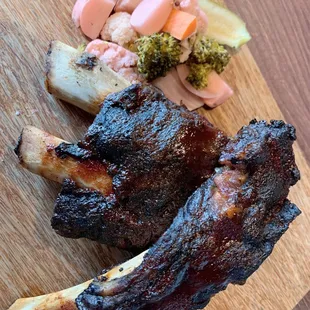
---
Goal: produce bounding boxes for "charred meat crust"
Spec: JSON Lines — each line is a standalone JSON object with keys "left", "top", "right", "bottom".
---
{"left": 52, "top": 84, "right": 228, "bottom": 249}
{"left": 55, "top": 143, "right": 93, "bottom": 160}
{"left": 75, "top": 53, "right": 98, "bottom": 70}
{"left": 52, "top": 179, "right": 169, "bottom": 249}
{"left": 77, "top": 198, "right": 300, "bottom": 310}
{"left": 83, "top": 83, "right": 228, "bottom": 215}
{"left": 14, "top": 130, "right": 24, "bottom": 162}
{"left": 76, "top": 120, "right": 300, "bottom": 310}
{"left": 220, "top": 119, "right": 300, "bottom": 187}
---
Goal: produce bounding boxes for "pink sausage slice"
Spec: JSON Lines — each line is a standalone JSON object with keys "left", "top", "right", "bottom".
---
{"left": 177, "top": 64, "right": 233, "bottom": 107}
{"left": 72, "top": 0, "right": 88, "bottom": 28}
{"left": 130, "top": 0, "right": 173, "bottom": 35}
{"left": 153, "top": 68, "right": 205, "bottom": 111}
{"left": 176, "top": 64, "right": 220, "bottom": 99}
{"left": 204, "top": 82, "right": 233, "bottom": 108}
{"left": 80, "top": 0, "right": 116, "bottom": 39}
{"left": 203, "top": 72, "right": 233, "bottom": 107}
{"left": 115, "top": 0, "right": 142, "bottom": 13}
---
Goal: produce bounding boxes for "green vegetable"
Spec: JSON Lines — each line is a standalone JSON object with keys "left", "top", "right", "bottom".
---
{"left": 190, "top": 35, "right": 231, "bottom": 74}
{"left": 136, "top": 33, "right": 181, "bottom": 81}
{"left": 125, "top": 41, "right": 138, "bottom": 53}
{"left": 186, "top": 63, "right": 213, "bottom": 89}
{"left": 184, "top": 35, "right": 230, "bottom": 90}
{"left": 77, "top": 43, "right": 87, "bottom": 52}
{"left": 199, "top": 0, "right": 251, "bottom": 48}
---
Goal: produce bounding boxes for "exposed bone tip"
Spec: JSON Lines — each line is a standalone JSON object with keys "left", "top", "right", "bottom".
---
{"left": 44, "top": 40, "right": 130, "bottom": 115}
{"left": 14, "top": 128, "right": 24, "bottom": 162}
{"left": 8, "top": 251, "right": 147, "bottom": 310}
{"left": 14, "top": 126, "right": 41, "bottom": 164}
{"left": 45, "top": 40, "right": 58, "bottom": 95}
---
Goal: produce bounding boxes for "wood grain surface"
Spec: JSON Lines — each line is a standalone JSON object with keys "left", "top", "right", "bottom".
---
{"left": 223, "top": 3, "right": 310, "bottom": 307}
{"left": 226, "top": 0, "right": 310, "bottom": 163}
{"left": 0, "top": 0, "right": 309, "bottom": 309}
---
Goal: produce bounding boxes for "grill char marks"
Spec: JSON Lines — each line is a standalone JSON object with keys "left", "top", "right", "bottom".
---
{"left": 52, "top": 180, "right": 157, "bottom": 249}
{"left": 52, "top": 84, "right": 228, "bottom": 249}
{"left": 76, "top": 120, "right": 301, "bottom": 310}
{"left": 83, "top": 84, "right": 228, "bottom": 216}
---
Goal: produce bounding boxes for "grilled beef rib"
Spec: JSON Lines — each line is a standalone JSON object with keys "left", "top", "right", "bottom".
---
{"left": 76, "top": 120, "right": 300, "bottom": 310}
{"left": 51, "top": 84, "right": 228, "bottom": 249}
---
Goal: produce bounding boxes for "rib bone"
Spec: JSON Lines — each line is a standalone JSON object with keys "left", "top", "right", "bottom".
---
{"left": 15, "top": 126, "right": 112, "bottom": 195}
{"left": 9, "top": 251, "right": 146, "bottom": 310}
{"left": 45, "top": 41, "right": 130, "bottom": 115}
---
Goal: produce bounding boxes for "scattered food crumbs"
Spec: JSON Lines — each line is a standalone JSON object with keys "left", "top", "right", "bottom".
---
{"left": 76, "top": 52, "right": 98, "bottom": 70}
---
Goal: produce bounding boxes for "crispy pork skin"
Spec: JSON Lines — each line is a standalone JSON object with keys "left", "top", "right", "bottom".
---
{"left": 51, "top": 84, "right": 228, "bottom": 249}
{"left": 76, "top": 120, "right": 300, "bottom": 309}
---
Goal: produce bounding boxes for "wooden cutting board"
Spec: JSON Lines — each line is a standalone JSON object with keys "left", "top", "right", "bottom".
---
{"left": 0, "top": 0, "right": 309, "bottom": 309}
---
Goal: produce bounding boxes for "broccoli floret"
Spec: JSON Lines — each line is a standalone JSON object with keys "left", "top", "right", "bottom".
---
{"left": 186, "top": 63, "right": 213, "bottom": 90}
{"left": 185, "top": 35, "right": 231, "bottom": 90}
{"left": 190, "top": 35, "right": 231, "bottom": 74}
{"left": 136, "top": 33, "right": 181, "bottom": 81}
{"left": 125, "top": 41, "right": 138, "bottom": 53}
